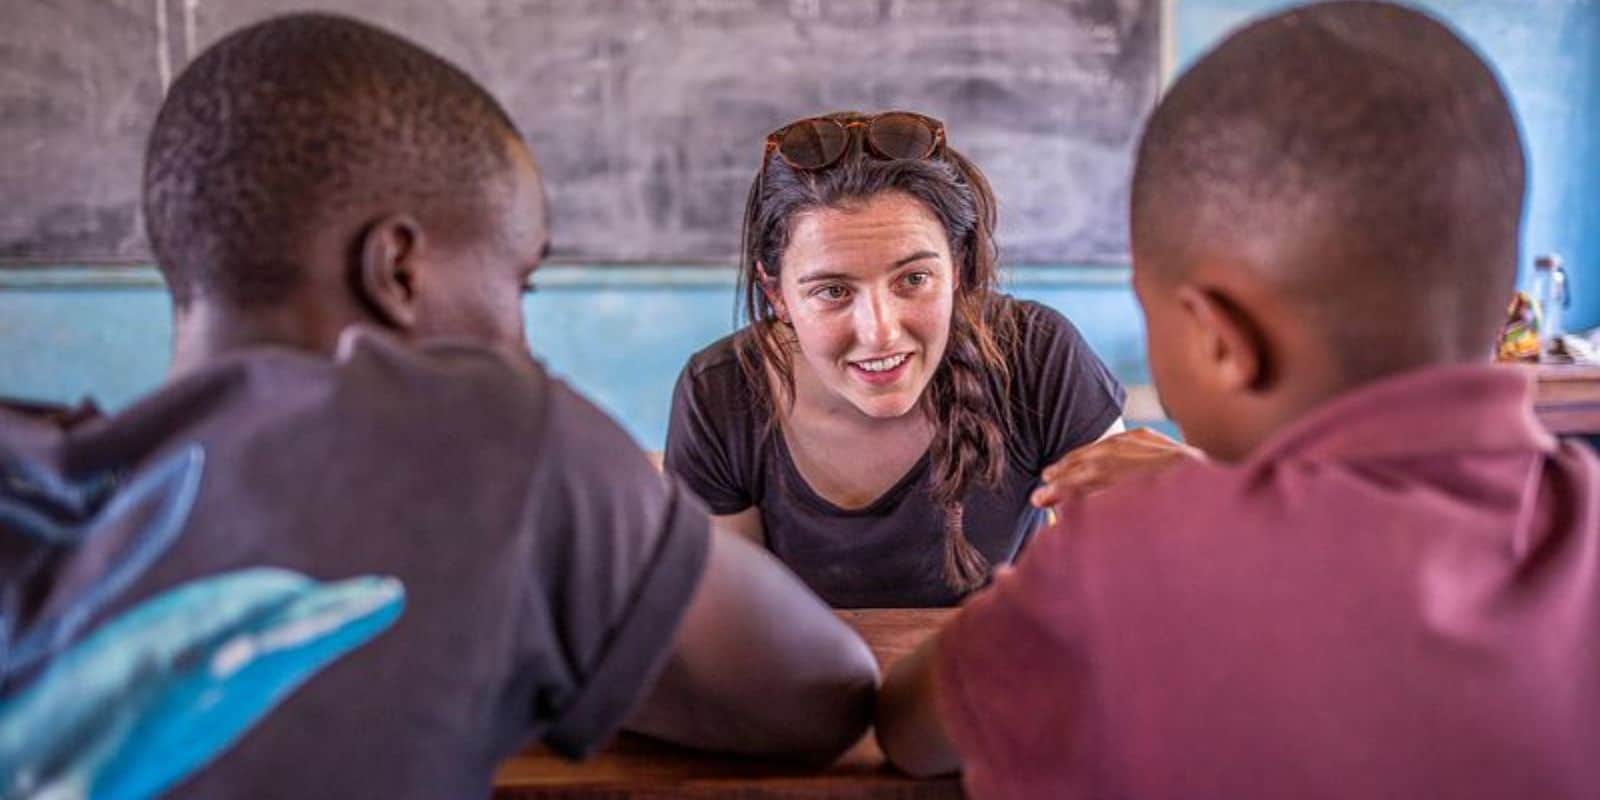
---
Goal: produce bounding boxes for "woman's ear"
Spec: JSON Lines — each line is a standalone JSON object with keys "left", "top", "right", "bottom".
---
{"left": 354, "top": 215, "right": 423, "bottom": 332}
{"left": 1173, "top": 284, "right": 1269, "bottom": 394}
{"left": 756, "top": 261, "right": 790, "bottom": 324}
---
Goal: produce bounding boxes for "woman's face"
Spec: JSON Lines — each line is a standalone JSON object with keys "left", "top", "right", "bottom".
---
{"left": 767, "top": 191, "right": 957, "bottom": 420}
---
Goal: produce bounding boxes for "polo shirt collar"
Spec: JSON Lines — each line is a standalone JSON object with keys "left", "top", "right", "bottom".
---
{"left": 1246, "top": 363, "right": 1554, "bottom": 465}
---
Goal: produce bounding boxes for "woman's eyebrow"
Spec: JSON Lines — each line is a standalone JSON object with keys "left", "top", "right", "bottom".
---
{"left": 796, "top": 250, "right": 939, "bottom": 284}
{"left": 892, "top": 250, "right": 939, "bottom": 268}
{"left": 796, "top": 269, "right": 854, "bottom": 285}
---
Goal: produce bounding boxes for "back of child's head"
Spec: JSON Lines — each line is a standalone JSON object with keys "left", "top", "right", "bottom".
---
{"left": 143, "top": 13, "right": 524, "bottom": 312}
{"left": 1132, "top": 0, "right": 1525, "bottom": 386}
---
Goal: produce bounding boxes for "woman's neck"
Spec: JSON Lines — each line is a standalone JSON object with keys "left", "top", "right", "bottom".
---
{"left": 770, "top": 351, "right": 935, "bottom": 510}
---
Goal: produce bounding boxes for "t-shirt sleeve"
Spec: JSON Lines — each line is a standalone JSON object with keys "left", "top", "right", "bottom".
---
{"left": 1013, "top": 302, "right": 1126, "bottom": 470}
{"left": 663, "top": 362, "right": 753, "bottom": 515}
{"left": 523, "top": 380, "right": 712, "bottom": 758}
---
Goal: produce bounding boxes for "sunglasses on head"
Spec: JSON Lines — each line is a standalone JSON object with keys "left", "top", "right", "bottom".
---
{"left": 763, "top": 111, "right": 947, "bottom": 171}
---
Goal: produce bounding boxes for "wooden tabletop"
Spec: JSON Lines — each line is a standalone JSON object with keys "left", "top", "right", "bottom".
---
{"left": 1533, "top": 364, "right": 1600, "bottom": 436}
{"left": 493, "top": 609, "right": 961, "bottom": 799}
{"left": 1122, "top": 364, "right": 1600, "bottom": 437}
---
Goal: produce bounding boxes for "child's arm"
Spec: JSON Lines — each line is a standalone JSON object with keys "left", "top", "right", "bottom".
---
{"left": 876, "top": 631, "right": 962, "bottom": 777}
{"left": 626, "top": 528, "right": 879, "bottom": 760}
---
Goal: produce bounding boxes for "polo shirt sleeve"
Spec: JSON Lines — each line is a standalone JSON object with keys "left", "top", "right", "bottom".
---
{"left": 523, "top": 379, "right": 712, "bottom": 759}
{"left": 1012, "top": 301, "right": 1126, "bottom": 469}
{"left": 934, "top": 525, "right": 1097, "bottom": 796}
{"left": 663, "top": 362, "right": 752, "bottom": 514}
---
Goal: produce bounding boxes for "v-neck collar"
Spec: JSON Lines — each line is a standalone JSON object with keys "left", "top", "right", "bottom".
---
{"left": 772, "top": 428, "right": 933, "bottom": 517}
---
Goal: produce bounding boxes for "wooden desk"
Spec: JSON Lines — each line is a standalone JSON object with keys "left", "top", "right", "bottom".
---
{"left": 1534, "top": 364, "right": 1600, "bottom": 436}
{"left": 494, "top": 609, "right": 960, "bottom": 799}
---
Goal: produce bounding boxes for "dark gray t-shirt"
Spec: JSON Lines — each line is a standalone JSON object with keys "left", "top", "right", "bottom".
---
{"left": 666, "top": 297, "right": 1123, "bottom": 608}
{"left": 0, "top": 328, "right": 709, "bottom": 798}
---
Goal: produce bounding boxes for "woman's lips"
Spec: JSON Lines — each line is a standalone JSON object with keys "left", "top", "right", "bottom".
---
{"left": 848, "top": 352, "right": 911, "bottom": 385}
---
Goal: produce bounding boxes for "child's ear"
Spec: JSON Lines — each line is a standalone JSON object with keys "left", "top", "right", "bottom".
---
{"left": 353, "top": 215, "right": 423, "bottom": 332}
{"left": 755, "top": 262, "right": 790, "bottom": 324}
{"left": 1174, "top": 284, "right": 1268, "bottom": 394}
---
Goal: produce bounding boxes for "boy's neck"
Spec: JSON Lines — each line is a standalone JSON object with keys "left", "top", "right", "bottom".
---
{"left": 168, "top": 300, "right": 357, "bottom": 379}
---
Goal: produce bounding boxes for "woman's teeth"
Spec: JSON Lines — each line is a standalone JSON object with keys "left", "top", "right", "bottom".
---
{"left": 854, "top": 354, "right": 908, "bottom": 373}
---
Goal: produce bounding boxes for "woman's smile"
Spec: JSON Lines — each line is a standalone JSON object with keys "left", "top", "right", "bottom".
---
{"left": 847, "top": 351, "right": 914, "bottom": 385}
{"left": 772, "top": 192, "right": 956, "bottom": 420}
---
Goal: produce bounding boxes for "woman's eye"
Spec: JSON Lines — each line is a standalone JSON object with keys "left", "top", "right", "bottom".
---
{"left": 903, "top": 271, "right": 931, "bottom": 288}
{"left": 814, "top": 285, "right": 850, "bottom": 301}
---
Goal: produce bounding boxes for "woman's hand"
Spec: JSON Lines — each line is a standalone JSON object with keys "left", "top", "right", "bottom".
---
{"left": 1030, "top": 428, "right": 1203, "bottom": 509}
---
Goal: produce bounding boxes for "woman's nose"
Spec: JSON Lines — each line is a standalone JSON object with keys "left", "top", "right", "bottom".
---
{"left": 855, "top": 290, "right": 900, "bottom": 351}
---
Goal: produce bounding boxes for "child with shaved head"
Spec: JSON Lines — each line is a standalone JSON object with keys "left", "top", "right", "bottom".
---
{"left": 3, "top": 13, "right": 877, "bottom": 798}
{"left": 877, "top": 2, "right": 1600, "bottom": 797}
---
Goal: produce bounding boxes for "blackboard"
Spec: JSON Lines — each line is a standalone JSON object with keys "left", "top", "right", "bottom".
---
{"left": 0, "top": 0, "right": 1160, "bottom": 265}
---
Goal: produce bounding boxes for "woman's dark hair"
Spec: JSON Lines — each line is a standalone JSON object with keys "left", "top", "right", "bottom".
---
{"left": 735, "top": 111, "right": 1016, "bottom": 593}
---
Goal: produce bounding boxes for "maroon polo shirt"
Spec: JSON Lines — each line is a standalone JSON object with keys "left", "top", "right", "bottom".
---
{"left": 937, "top": 364, "right": 1600, "bottom": 799}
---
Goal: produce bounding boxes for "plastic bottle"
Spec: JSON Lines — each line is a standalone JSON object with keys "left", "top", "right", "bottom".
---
{"left": 1532, "top": 253, "right": 1570, "bottom": 354}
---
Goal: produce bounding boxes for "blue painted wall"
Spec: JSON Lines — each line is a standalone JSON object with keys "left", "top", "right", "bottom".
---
{"left": 525, "top": 267, "right": 1147, "bottom": 449}
{"left": 4, "top": 0, "right": 1595, "bottom": 448}
{"left": 0, "top": 267, "right": 1145, "bottom": 450}
{"left": 1179, "top": 0, "right": 1600, "bottom": 332}
{"left": 0, "top": 284, "right": 170, "bottom": 411}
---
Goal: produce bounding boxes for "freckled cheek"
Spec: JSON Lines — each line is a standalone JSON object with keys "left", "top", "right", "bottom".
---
{"left": 901, "top": 298, "right": 953, "bottom": 360}
{"left": 790, "top": 308, "right": 859, "bottom": 365}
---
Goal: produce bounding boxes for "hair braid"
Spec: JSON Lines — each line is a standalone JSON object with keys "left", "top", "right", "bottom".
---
{"left": 736, "top": 114, "right": 1016, "bottom": 596}
{"left": 924, "top": 291, "right": 1011, "bottom": 591}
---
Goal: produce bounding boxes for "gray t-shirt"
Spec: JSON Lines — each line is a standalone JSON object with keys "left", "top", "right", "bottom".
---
{"left": 0, "top": 328, "right": 709, "bottom": 798}
{"left": 666, "top": 297, "right": 1123, "bottom": 608}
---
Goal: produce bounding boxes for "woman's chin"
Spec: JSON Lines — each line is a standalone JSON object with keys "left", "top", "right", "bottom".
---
{"left": 846, "top": 391, "right": 921, "bottom": 420}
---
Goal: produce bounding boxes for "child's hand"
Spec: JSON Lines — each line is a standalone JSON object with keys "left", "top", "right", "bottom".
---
{"left": 1031, "top": 428, "right": 1203, "bottom": 509}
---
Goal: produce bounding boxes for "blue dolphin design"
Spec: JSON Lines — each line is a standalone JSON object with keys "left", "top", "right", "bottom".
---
{"left": 2, "top": 445, "right": 204, "bottom": 677}
{"left": 0, "top": 567, "right": 405, "bottom": 800}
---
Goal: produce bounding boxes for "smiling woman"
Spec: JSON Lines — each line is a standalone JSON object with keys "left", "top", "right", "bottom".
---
{"left": 664, "top": 111, "right": 1127, "bottom": 608}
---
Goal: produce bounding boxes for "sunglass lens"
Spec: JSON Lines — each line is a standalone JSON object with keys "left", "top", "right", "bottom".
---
{"left": 778, "top": 119, "right": 849, "bottom": 170}
{"left": 868, "top": 113, "right": 937, "bottom": 160}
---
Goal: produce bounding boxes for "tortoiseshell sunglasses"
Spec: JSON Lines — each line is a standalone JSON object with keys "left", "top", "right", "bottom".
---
{"left": 762, "top": 111, "right": 948, "bottom": 171}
